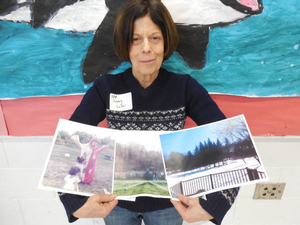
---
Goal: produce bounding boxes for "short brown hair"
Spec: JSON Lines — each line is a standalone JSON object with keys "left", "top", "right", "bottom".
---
{"left": 68, "top": 166, "right": 80, "bottom": 175}
{"left": 113, "top": 0, "right": 178, "bottom": 62}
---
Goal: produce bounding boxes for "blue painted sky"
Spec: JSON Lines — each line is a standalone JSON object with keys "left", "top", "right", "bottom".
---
{"left": 0, "top": 0, "right": 299, "bottom": 99}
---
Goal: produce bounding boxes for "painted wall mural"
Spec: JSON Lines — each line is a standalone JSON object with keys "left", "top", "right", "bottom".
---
{"left": 0, "top": 0, "right": 299, "bottom": 136}
{"left": 1, "top": 0, "right": 298, "bottom": 98}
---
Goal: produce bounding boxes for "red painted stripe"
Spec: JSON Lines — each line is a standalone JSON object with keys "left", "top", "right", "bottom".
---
{"left": 1, "top": 95, "right": 299, "bottom": 136}
{"left": 212, "top": 95, "right": 300, "bottom": 136}
{"left": 0, "top": 101, "right": 8, "bottom": 135}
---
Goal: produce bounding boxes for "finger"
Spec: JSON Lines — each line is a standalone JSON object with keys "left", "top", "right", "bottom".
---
{"left": 105, "top": 199, "right": 118, "bottom": 210}
{"left": 101, "top": 199, "right": 118, "bottom": 217}
{"left": 170, "top": 199, "right": 187, "bottom": 213}
{"left": 178, "top": 194, "right": 200, "bottom": 207}
{"left": 93, "top": 194, "right": 117, "bottom": 203}
{"left": 170, "top": 199, "right": 180, "bottom": 207}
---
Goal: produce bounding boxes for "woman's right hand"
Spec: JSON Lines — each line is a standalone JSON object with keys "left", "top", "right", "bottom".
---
{"left": 73, "top": 194, "right": 118, "bottom": 218}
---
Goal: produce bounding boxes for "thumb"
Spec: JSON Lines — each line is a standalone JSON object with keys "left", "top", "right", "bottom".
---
{"left": 177, "top": 194, "right": 198, "bottom": 207}
{"left": 177, "top": 194, "right": 191, "bottom": 206}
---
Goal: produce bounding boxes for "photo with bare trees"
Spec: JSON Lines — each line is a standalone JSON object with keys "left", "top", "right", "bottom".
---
{"left": 113, "top": 131, "right": 169, "bottom": 198}
{"left": 159, "top": 115, "right": 268, "bottom": 199}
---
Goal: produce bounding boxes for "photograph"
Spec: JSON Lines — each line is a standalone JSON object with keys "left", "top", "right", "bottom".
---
{"left": 113, "top": 130, "right": 170, "bottom": 198}
{"left": 39, "top": 119, "right": 116, "bottom": 196}
{"left": 159, "top": 115, "right": 268, "bottom": 199}
{"left": 39, "top": 115, "right": 268, "bottom": 200}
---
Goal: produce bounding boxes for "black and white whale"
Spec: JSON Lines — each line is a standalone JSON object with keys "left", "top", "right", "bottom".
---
{"left": 0, "top": 0, "right": 263, "bottom": 83}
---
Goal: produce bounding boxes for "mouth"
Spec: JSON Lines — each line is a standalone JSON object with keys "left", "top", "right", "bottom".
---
{"left": 237, "top": 0, "right": 259, "bottom": 11}
{"left": 140, "top": 59, "right": 155, "bottom": 63}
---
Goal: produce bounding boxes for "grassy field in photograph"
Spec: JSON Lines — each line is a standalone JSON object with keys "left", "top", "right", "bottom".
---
{"left": 113, "top": 180, "right": 170, "bottom": 196}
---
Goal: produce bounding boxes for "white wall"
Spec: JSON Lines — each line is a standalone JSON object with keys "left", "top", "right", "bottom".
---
{"left": 0, "top": 136, "right": 299, "bottom": 225}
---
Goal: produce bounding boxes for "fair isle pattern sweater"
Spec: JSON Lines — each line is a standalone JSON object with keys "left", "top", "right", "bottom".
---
{"left": 59, "top": 68, "right": 239, "bottom": 224}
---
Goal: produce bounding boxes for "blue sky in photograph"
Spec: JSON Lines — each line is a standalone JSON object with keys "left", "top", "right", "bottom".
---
{"left": 159, "top": 125, "right": 219, "bottom": 158}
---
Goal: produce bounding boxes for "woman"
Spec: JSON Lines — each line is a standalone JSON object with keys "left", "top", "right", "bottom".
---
{"left": 59, "top": 0, "right": 239, "bottom": 224}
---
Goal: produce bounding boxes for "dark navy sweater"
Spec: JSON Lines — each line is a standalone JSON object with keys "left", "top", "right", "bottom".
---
{"left": 59, "top": 68, "right": 239, "bottom": 224}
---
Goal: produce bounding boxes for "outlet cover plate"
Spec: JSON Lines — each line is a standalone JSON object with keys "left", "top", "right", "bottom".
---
{"left": 253, "top": 182, "right": 285, "bottom": 199}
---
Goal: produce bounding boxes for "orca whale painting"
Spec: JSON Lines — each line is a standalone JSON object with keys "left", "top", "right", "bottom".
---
{"left": 0, "top": 0, "right": 299, "bottom": 136}
{"left": 0, "top": 0, "right": 298, "bottom": 96}
{"left": 0, "top": 0, "right": 264, "bottom": 84}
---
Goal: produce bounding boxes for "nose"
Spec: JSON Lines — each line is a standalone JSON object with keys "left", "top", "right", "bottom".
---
{"left": 142, "top": 38, "right": 151, "bottom": 53}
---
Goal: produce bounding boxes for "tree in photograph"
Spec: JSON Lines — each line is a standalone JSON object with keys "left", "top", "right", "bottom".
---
{"left": 233, "top": 138, "right": 260, "bottom": 164}
{"left": 166, "top": 152, "right": 184, "bottom": 172}
{"left": 193, "top": 145, "right": 200, "bottom": 156}
{"left": 205, "top": 138, "right": 215, "bottom": 166}
{"left": 143, "top": 169, "right": 153, "bottom": 180}
{"left": 182, "top": 137, "right": 225, "bottom": 172}
{"left": 214, "top": 117, "right": 260, "bottom": 165}
{"left": 72, "top": 131, "right": 93, "bottom": 144}
{"left": 56, "top": 130, "right": 70, "bottom": 144}
{"left": 115, "top": 141, "right": 165, "bottom": 176}
{"left": 215, "top": 116, "right": 250, "bottom": 144}
{"left": 149, "top": 166, "right": 158, "bottom": 180}
{"left": 182, "top": 151, "right": 193, "bottom": 171}
{"left": 211, "top": 139, "right": 223, "bottom": 167}
{"left": 194, "top": 142, "right": 205, "bottom": 168}
{"left": 223, "top": 138, "right": 231, "bottom": 156}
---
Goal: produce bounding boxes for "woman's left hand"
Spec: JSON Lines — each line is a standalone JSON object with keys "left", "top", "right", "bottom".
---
{"left": 170, "top": 193, "right": 213, "bottom": 223}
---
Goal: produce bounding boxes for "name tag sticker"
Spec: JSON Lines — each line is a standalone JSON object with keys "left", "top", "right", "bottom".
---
{"left": 109, "top": 93, "right": 133, "bottom": 111}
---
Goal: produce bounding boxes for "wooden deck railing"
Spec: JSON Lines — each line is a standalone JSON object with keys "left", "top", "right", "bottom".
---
{"left": 170, "top": 167, "right": 266, "bottom": 198}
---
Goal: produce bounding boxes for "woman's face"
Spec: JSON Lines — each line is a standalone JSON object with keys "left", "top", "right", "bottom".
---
{"left": 129, "top": 14, "right": 164, "bottom": 86}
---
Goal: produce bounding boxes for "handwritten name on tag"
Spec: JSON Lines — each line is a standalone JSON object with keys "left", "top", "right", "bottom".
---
{"left": 109, "top": 93, "right": 133, "bottom": 111}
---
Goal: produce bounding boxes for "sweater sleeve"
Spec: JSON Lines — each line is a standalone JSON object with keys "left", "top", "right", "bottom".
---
{"left": 69, "top": 78, "right": 107, "bottom": 125}
{"left": 184, "top": 75, "right": 226, "bottom": 124}
{"left": 199, "top": 187, "right": 240, "bottom": 224}
{"left": 185, "top": 76, "right": 240, "bottom": 224}
{"left": 59, "top": 193, "right": 89, "bottom": 223}
{"left": 58, "top": 78, "right": 107, "bottom": 222}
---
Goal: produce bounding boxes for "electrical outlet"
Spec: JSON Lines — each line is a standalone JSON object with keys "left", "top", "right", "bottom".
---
{"left": 253, "top": 182, "right": 285, "bottom": 199}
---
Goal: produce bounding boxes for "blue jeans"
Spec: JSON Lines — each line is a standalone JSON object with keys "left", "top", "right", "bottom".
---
{"left": 104, "top": 206, "right": 183, "bottom": 225}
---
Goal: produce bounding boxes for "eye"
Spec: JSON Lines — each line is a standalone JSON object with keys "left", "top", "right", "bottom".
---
{"left": 150, "top": 35, "right": 162, "bottom": 44}
{"left": 132, "top": 37, "right": 142, "bottom": 45}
